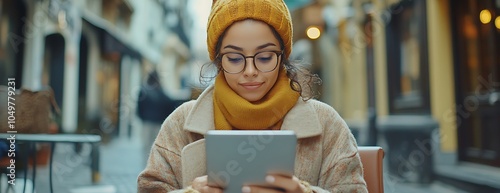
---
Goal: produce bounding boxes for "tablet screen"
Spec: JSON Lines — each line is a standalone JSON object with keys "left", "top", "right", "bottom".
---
{"left": 206, "top": 130, "right": 297, "bottom": 193}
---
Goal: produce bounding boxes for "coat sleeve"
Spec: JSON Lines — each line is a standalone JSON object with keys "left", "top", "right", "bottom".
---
{"left": 310, "top": 102, "right": 368, "bottom": 193}
{"left": 137, "top": 101, "right": 196, "bottom": 193}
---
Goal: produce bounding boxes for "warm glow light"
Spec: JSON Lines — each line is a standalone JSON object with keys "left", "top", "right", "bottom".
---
{"left": 479, "top": 9, "right": 492, "bottom": 24}
{"left": 496, "top": 16, "right": 500, "bottom": 30}
{"left": 306, "top": 26, "right": 321, "bottom": 40}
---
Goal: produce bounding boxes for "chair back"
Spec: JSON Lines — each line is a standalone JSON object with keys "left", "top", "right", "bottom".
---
{"left": 358, "top": 146, "right": 384, "bottom": 193}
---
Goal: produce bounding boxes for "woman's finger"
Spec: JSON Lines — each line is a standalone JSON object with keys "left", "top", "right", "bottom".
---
{"left": 192, "top": 176, "right": 208, "bottom": 191}
{"left": 242, "top": 185, "right": 284, "bottom": 193}
{"left": 265, "top": 175, "right": 304, "bottom": 193}
{"left": 201, "top": 186, "right": 224, "bottom": 193}
{"left": 192, "top": 176, "right": 223, "bottom": 193}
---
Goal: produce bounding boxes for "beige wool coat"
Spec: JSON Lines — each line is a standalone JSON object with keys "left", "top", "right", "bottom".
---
{"left": 137, "top": 85, "right": 368, "bottom": 193}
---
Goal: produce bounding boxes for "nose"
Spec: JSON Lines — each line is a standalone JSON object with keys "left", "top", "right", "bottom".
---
{"left": 242, "top": 58, "right": 258, "bottom": 77}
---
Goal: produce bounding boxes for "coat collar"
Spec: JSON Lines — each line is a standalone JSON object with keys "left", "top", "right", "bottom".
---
{"left": 184, "top": 85, "right": 322, "bottom": 138}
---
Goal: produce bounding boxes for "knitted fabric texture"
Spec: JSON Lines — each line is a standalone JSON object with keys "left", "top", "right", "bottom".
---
{"left": 207, "top": 0, "right": 293, "bottom": 61}
{"left": 213, "top": 69, "right": 299, "bottom": 130}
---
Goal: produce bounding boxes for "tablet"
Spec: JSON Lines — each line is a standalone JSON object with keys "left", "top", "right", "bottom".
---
{"left": 206, "top": 130, "right": 297, "bottom": 193}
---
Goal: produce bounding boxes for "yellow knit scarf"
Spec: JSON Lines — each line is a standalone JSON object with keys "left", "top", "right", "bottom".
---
{"left": 213, "top": 69, "right": 300, "bottom": 130}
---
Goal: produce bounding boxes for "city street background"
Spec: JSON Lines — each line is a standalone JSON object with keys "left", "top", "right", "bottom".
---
{"left": 1, "top": 0, "right": 499, "bottom": 192}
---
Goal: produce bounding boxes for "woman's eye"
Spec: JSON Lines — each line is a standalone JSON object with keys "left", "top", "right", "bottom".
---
{"left": 227, "top": 57, "right": 243, "bottom": 63}
{"left": 257, "top": 56, "right": 273, "bottom": 63}
{"left": 257, "top": 56, "right": 272, "bottom": 61}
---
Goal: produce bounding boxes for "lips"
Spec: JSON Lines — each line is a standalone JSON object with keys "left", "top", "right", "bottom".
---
{"left": 240, "top": 82, "right": 264, "bottom": 90}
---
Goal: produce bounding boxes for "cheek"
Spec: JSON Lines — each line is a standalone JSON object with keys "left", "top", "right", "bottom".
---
{"left": 223, "top": 73, "right": 238, "bottom": 88}
{"left": 268, "top": 71, "right": 280, "bottom": 85}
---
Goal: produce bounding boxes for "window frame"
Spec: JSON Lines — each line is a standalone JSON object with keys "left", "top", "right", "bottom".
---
{"left": 385, "top": 0, "right": 431, "bottom": 114}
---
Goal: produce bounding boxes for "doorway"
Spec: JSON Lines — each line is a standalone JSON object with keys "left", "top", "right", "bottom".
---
{"left": 0, "top": 0, "right": 26, "bottom": 88}
{"left": 78, "top": 35, "right": 89, "bottom": 133}
{"left": 452, "top": 0, "right": 500, "bottom": 167}
{"left": 43, "top": 34, "right": 65, "bottom": 126}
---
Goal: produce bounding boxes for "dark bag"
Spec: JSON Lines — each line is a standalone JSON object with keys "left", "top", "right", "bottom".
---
{"left": 0, "top": 86, "right": 60, "bottom": 133}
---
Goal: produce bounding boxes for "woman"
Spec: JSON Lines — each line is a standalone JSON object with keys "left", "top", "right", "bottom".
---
{"left": 137, "top": 0, "right": 367, "bottom": 192}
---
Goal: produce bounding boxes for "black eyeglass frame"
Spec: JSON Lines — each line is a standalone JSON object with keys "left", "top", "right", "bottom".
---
{"left": 217, "top": 50, "right": 284, "bottom": 74}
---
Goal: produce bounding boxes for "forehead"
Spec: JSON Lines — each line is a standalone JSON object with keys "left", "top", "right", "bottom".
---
{"left": 221, "top": 20, "right": 280, "bottom": 51}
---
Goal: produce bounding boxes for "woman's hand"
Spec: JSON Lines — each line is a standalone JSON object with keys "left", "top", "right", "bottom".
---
{"left": 242, "top": 175, "right": 310, "bottom": 193}
{"left": 191, "top": 175, "right": 223, "bottom": 193}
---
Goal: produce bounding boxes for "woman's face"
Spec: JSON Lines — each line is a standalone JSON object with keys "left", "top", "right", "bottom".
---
{"left": 219, "top": 20, "right": 282, "bottom": 102}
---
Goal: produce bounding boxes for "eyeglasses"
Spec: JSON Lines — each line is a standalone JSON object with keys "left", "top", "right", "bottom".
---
{"left": 219, "top": 51, "right": 283, "bottom": 74}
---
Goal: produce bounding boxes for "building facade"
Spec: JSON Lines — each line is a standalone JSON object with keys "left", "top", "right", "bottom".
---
{"left": 303, "top": 0, "right": 500, "bottom": 191}
{"left": 0, "top": 0, "right": 191, "bottom": 139}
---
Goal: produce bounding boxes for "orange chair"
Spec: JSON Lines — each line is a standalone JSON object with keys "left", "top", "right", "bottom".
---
{"left": 358, "top": 146, "right": 385, "bottom": 193}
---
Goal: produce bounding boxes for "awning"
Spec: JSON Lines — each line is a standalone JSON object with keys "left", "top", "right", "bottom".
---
{"left": 81, "top": 10, "right": 142, "bottom": 60}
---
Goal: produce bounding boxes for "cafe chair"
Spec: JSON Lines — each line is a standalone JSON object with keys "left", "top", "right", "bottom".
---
{"left": 358, "top": 146, "right": 385, "bottom": 193}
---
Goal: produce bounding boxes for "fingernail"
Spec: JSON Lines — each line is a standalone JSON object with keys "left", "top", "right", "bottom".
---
{"left": 266, "top": 175, "right": 275, "bottom": 183}
{"left": 242, "top": 186, "right": 251, "bottom": 193}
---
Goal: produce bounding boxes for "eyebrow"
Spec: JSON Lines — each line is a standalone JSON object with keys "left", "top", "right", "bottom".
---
{"left": 223, "top": 43, "right": 277, "bottom": 51}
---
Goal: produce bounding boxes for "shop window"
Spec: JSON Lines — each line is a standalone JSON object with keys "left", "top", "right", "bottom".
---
{"left": 385, "top": 0, "right": 431, "bottom": 114}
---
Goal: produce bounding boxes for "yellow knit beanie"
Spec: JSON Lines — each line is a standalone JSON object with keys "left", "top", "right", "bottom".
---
{"left": 207, "top": 0, "right": 293, "bottom": 61}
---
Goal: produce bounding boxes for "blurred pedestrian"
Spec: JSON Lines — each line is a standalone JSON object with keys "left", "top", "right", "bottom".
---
{"left": 137, "top": 70, "right": 185, "bottom": 165}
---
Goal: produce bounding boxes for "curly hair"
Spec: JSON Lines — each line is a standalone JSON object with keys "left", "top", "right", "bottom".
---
{"left": 200, "top": 20, "right": 321, "bottom": 100}
{"left": 282, "top": 58, "right": 322, "bottom": 100}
